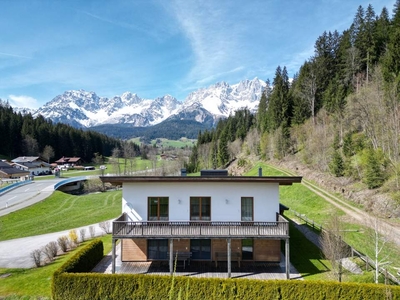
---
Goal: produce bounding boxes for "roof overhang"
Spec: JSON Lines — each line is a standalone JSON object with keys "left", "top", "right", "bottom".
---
{"left": 100, "top": 176, "right": 302, "bottom": 186}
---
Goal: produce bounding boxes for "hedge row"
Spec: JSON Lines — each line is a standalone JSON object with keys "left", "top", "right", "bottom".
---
{"left": 52, "top": 240, "right": 400, "bottom": 299}
{"left": 53, "top": 238, "right": 103, "bottom": 277}
{"left": 53, "top": 273, "right": 400, "bottom": 300}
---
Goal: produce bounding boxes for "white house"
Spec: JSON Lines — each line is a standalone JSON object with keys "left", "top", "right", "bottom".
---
{"left": 100, "top": 170, "right": 302, "bottom": 278}
{"left": 11, "top": 156, "right": 51, "bottom": 176}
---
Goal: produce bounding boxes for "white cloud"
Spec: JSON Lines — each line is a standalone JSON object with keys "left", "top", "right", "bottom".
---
{"left": 8, "top": 95, "right": 39, "bottom": 109}
{"left": 170, "top": 1, "right": 246, "bottom": 85}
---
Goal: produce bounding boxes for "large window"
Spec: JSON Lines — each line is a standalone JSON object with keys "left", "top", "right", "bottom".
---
{"left": 242, "top": 239, "right": 253, "bottom": 260}
{"left": 148, "top": 240, "right": 168, "bottom": 259}
{"left": 190, "top": 239, "right": 211, "bottom": 259}
{"left": 190, "top": 197, "right": 211, "bottom": 220}
{"left": 148, "top": 197, "right": 169, "bottom": 221}
{"left": 241, "top": 197, "right": 253, "bottom": 221}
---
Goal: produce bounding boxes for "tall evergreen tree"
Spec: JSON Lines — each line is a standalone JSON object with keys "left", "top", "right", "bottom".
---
{"left": 217, "top": 128, "right": 229, "bottom": 167}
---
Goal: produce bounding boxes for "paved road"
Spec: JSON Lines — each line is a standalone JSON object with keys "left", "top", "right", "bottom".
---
{"left": 0, "top": 179, "right": 62, "bottom": 217}
{"left": 0, "top": 220, "right": 114, "bottom": 268}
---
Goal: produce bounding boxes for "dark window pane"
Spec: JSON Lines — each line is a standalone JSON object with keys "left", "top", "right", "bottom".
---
{"left": 159, "top": 197, "right": 169, "bottom": 220}
{"left": 190, "top": 197, "right": 200, "bottom": 220}
{"left": 148, "top": 240, "right": 168, "bottom": 259}
{"left": 190, "top": 239, "right": 211, "bottom": 259}
{"left": 241, "top": 197, "right": 253, "bottom": 221}
{"left": 202, "top": 198, "right": 211, "bottom": 220}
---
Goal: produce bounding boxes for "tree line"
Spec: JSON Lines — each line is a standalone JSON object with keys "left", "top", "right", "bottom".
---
{"left": 0, "top": 101, "right": 122, "bottom": 163}
{"left": 187, "top": 2, "right": 400, "bottom": 198}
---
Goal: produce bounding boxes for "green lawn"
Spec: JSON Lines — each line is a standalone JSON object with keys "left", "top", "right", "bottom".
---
{"left": 0, "top": 190, "right": 122, "bottom": 241}
{"left": 246, "top": 162, "right": 400, "bottom": 281}
{"left": 0, "top": 235, "right": 112, "bottom": 299}
{"left": 286, "top": 221, "right": 331, "bottom": 280}
{"left": 154, "top": 137, "right": 196, "bottom": 148}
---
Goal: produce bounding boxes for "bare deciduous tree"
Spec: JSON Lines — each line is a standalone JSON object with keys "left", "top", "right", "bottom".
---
{"left": 41, "top": 145, "right": 55, "bottom": 163}
{"left": 365, "top": 215, "right": 393, "bottom": 284}
{"left": 31, "top": 249, "right": 42, "bottom": 267}
{"left": 43, "top": 241, "right": 58, "bottom": 262}
{"left": 57, "top": 236, "right": 69, "bottom": 253}
{"left": 99, "top": 221, "right": 111, "bottom": 234}
{"left": 89, "top": 226, "right": 96, "bottom": 238}
{"left": 79, "top": 228, "right": 86, "bottom": 242}
{"left": 111, "top": 147, "right": 121, "bottom": 175}
{"left": 320, "top": 213, "right": 351, "bottom": 282}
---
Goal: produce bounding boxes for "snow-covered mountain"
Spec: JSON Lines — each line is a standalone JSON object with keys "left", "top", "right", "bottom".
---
{"left": 176, "top": 78, "right": 266, "bottom": 124}
{"left": 31, "top": 78, "right": 266, "bottom": 128}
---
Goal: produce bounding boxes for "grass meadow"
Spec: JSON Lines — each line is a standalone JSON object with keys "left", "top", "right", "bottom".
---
{"left": 248, "top": 162, "right": 400, "bottom": 282}
{"left": 0, "top": 190, "right": 121, "bottom": 241}
{"left": 0, "top": 235, "right": 112, "bottom": 299}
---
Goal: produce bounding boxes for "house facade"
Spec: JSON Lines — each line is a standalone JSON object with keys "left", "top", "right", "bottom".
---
{"left": 11, "top": 156, "right": 51, "bottom": 176}
{"left": 0, "top": 160, "right": 30, "bottom": 179}
{"left": 100, "top": 171, "right": 302, "bottom": 278}
{"left": 55, "top": 157, "right": 82, "bottom": 167}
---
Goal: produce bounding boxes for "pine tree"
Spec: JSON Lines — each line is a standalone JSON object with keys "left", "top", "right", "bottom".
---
{"left": 217, "top": 129, "right": 229, "bottom": 167}
{"left": 329, "top": 150, "right": 345, "bottom": 177}
{"left": 363, "top": 149, "right": 385, "bottom": 189}
{"left": 256, "top": 89, "right": 268, "bottom": 132}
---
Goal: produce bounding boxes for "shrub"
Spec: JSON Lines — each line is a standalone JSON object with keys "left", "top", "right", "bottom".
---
{"left": 79, "top": 228, "right": 86, "bottom": 242}
{"left": 57, "top": 236, "right": 69, "bottom": 253}
{"left": 30, "top": 249, "right": 42, "bottom": 267}
{"left": 52, "top": 273, "right": 400, "bottom": 300}
{"left": 43, "top": 241, "right": 59, "bottom": 262}
{"left": 89, "top": 226, "right": 96, "bottom": 238}
{"left": 99, "top": 221, "right": 111, "bottom": 234}
{"left": 237, "top": 157, "right": 247, "bottom": 167}
{"left": 69, "top": 229, "right": 78, "bottom": 247}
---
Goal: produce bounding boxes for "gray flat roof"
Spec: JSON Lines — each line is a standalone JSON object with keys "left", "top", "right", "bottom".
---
{"left": 100, "top": 176, "right": 302, "bottom": 186}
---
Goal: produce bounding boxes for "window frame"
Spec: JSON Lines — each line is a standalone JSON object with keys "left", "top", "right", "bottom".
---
{"left": 190, "top": 196, "right": 211, "bottom": 221}
{"left": 148, "top": 197, "right": 169, "bottom": 221}
{"left": 241, "top": 197, "right": 254, "bottom": 221}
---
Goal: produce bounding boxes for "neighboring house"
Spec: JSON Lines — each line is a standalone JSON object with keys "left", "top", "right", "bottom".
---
{"left": 160, "top": 154, "right": 177, "bottom": 161}
{"left": 0, "top": 160, "right": 30, "bottom": 179}
{"left": 11, "top": 156, "right": 51, "bottom": 176}
{"left": 101, "top": 169, "right": 302, "bottom": 279}
{"left": 55, "top": 156, "right": 82, "bottom": 167}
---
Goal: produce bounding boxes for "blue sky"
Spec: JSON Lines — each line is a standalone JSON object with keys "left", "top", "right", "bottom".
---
{"left": 0, "top": 0, "right": 395, "bottom": 109}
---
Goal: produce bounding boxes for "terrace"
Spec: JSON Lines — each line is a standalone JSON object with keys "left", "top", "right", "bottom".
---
{"left": 112, "top": 213, "right": 289, "bottom": 239}
{"left": 94, "top": 243, "right": 302, "bottom": 280}
{"left": 111, "top": 213, "right": 291, "bottom": 278}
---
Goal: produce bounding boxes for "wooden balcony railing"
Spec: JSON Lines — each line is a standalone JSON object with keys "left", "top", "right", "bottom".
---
{"left": 112, "top": 215, "right": 289, "bottom": 239}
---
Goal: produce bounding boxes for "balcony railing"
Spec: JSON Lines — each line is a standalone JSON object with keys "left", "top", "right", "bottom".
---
{"left": 112, "top": 215, "right": 289, "bottom": 239}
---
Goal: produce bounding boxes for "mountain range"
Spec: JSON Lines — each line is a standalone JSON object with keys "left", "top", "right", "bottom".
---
{"left": 17, "top": 78, "right": 266, "bottom": 139}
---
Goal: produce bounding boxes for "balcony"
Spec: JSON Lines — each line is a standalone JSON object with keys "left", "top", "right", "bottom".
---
{"left": 112, "top": 214, "right": 289, "bottom": 239}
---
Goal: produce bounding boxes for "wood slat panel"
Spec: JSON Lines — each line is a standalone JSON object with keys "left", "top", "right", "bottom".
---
{"left": 121, "top": 239, "right": 147, "bottom": 262}
{"left": 254, "top": 240, "right": 280, "bottom": 262}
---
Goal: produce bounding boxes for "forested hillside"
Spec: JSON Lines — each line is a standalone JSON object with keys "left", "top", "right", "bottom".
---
{"left": 0, "top": 101, "right": 122, "bottom": 162}
{"left": 187, "top": 2, "right": 400, "bottom": 216}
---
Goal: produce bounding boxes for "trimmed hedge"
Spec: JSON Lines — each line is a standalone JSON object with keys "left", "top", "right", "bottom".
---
{"left": 52, "top": 240, "right": 400, "bottom": 299}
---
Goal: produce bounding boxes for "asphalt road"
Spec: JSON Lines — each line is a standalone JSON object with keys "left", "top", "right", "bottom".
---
{"left": 0, "top": 178, "right": 116, "bottom": 268}
{"left": 0, "top": 220, "right": 114, "bottom": 268}
{"left": 0, "top": 179, "right": 62, "bottom": 217}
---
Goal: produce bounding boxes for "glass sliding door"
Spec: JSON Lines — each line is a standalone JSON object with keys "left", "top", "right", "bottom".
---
{"left": 148, "top": 197, "right": 169, "bottom": 220}
{"left": 190, "top": 197, "right": 211, "bottom": 220}
{"left": 190, "top": 239, "right": 211, "bottom": 259}
{"left": 148, "top": 239, "right": 168, "bottom": 259}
